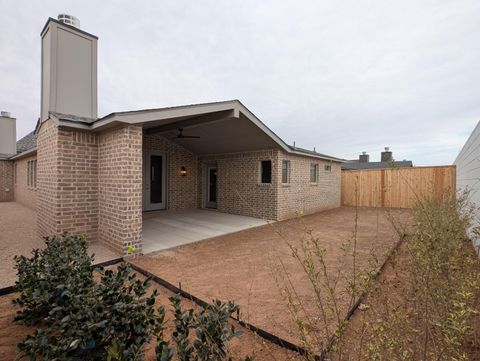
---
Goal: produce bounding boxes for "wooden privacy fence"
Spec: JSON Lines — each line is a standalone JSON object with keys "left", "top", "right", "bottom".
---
{"left": 341, "top": 166, "right": 456, "bottom": 208}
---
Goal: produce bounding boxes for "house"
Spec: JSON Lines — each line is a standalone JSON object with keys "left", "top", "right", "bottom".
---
{"left": 454, "top": 120, "right": 480, "bottom": 250}
{"left": 342, "top": 148, "right": 413, "bottom": 170}
{"left": 0, "top": 15, "right": 343, "bottom": 255}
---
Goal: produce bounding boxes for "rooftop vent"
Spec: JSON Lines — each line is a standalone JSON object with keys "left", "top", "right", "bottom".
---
{"left": 57, "top": 14, "right": 80, "bottom": 28}
{"left": 0, "top": 111, "right": 11, "bottom": 118}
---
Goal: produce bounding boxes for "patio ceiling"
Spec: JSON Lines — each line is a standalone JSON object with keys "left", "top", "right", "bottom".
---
{"left": 49, "top": 99, "right": 344, "bottom": 162}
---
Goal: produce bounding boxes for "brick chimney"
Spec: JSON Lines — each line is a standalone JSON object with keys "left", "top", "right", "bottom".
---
{"left": 359, "top": 151, "right": 369, "bottom": 163}
{"left": 381, "top": 147, "right": 393, "bottom": 162}
{"left": 0, "top": 111, "right": 16, "bottom": 155}
{"left": 40, "top": 15, "right": 98, "bottom": 122}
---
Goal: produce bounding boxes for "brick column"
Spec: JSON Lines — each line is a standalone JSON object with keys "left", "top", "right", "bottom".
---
{"left": 98, "top": 125, "right": 143, "bottom": 255}
{"left": 37, "top": 119, "right": 99, "bottom": 240}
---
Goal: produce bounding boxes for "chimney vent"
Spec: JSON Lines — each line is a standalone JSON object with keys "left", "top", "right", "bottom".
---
{"left": 0, "top": 111, "right": 11, "bottom": 118}
{"left": 381, "top": 147, "right": 393, "bottom": 162}
{"left": 359, "top": 151, "right": 369, "bottom": 163}
{"left": 57, "top": 14, "right": 80, "bottom": 28}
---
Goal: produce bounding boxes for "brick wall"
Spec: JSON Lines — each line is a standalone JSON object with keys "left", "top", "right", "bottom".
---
{"left": 0, "top": 160, "right": 14, "bottom": 202}
{"left": 37, "top": 119, "right": 60, "bottom": 238}
{"left": 13, "top": 155, "right": 37, "bottom": 209}
{"left": 276, "top": 152, "right": 341, "bottom": 219}
{"left": 143, "top": 134, "right": 199, "bottom": 210}
{"left": 98, "top": 126, "right": 143, "bottom": 254}
{"left": 199, "top": 150, "right": 279, "bottom": 220}
{"left": 37, "top": 119, "right": 99, "bottom": 240}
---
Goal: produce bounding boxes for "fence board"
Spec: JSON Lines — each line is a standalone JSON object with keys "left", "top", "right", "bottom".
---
{"left": 341, "top": 166, "right": 456, "bottom": 208}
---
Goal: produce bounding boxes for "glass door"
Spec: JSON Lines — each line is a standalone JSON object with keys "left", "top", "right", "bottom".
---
{"left": 144, "top": 151, "right": 166, "bottom": 211}
{"left": 206, "top": 166, "right": 217, "bottom": 209}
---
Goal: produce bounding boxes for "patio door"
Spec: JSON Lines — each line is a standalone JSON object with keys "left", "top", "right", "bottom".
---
{"left": 206, "top": 166, "right": 217, "bottom": 209}
{"left": 144, "top": 151, "right": 166, "bottom": 211}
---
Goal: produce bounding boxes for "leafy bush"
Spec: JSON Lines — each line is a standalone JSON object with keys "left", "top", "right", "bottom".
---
{"left": 13, "top": 234, "right": 246, "bottom": 361}
{"left": 169, "top": 295, "right": 241, "bottom": 361}
{"left": 13, "top": 234, "right": 94, "bottom": 325}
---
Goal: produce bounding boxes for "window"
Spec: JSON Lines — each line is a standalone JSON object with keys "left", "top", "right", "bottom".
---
{"left": 310, "top": 163, "right": 319, "bottom": 183}
{"left": 260, "top": 160, "right": 272, "bottom": 184}
{"left": 324, "top": 164, "right": 332, "bottom": 172}
{"left": 27, "top": 160, "right": 37, "bottom": 188}
{"left": 281, "top": 160, "right": 290, "bottom": 184}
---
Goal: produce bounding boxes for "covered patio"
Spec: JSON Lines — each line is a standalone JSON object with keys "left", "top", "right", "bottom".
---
{"left": 142, "top": 209, "right": 268, "bottom": 254}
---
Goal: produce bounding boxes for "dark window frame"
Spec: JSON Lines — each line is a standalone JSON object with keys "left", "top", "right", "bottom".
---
{"left": 260, "top": 160, "right": 272, "bottom": 184}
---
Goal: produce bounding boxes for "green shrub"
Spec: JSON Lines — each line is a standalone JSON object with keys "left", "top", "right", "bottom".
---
{"left": 13, "top": 234, "right": 246, "bottom": 361}
{"left": 13, "top": 233, "right": 94, "bottom": 325}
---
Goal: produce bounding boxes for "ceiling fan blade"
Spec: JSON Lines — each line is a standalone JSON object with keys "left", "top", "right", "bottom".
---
{"left": 177, "top": 128, "right": 200, "bottom": 138}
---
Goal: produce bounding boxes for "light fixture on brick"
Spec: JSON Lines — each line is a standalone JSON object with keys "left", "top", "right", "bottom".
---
{"left": 180, "top": 166, "right": 187, "bottom": 176}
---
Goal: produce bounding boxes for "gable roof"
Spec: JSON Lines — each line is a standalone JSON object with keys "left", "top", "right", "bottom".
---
{"left": 48, "top": 100, "right": 344, "bottom": 163}
{"left": 16, "top": 131, "right": 37, "bottom": 153}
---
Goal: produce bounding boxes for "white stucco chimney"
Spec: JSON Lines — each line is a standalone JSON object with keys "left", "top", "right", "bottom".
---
{"left": 40, "top": 15, "right": 98, "bottom": 122}
{"left": 0, "top": 111, "right": 16, "bottom": 155}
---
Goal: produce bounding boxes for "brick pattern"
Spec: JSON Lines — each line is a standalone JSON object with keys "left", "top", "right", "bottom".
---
{"left": 37, "top": 119, "right": 99, "bottom": 240}
{"left": 276, "top": 152, "right": 341, "bottom": 219}
{"left": 199, "top": 150, "right": 280, "bottom": 220}
{"left": 13, "top": 155, "right": 37, "bottom": 209}
{"left": 37, "top": 119, "right": 61, "bottom": 238}
{"left": 0, "top": 160, "right": 14, "bottom": 202}
{"left": 98, "top": 126, "right": 143, "bottom": 254}
{"left": 143, "top": 134, "right": 198, "bottom": 210}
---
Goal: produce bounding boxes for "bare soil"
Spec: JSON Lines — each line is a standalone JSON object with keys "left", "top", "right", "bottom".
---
{"left": 0, "top": 202, "right": 120, "bottom": 288}
{"left": 0, "top": 268, "right": 302, "bottom": 361}
{"left": 131, "top": 207, "right": 412, "bottom": 349}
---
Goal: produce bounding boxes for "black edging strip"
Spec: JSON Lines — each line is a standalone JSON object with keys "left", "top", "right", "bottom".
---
{"left": 127, "top": 261, "right": 318, "bottom": 359}
{"left": 0, "top": 236, "right": 405, "bottom": 360}
{"left": 0, "top": 257, "right": 125, "bottom": 297}
{"left": 318, "top": 233, "right": 407, "bottom": 360}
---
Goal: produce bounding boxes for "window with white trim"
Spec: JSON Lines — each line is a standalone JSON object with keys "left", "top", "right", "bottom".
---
{"left": 310, "top": 163, "right": 319, "bottom": 183}
{"left": 281, "top": 160, "right": 290, "bottom": 184}
{"left": 27, "top": 160, "right": 37, "bottom": 188}
{"left": 324, "top": 164, "right": 332, "bottom": 172}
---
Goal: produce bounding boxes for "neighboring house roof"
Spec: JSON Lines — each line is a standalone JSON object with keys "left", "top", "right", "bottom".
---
{"left": 48, "top": 99, "right": 345, "bottom": 163}
{"left": 342, "top": 161, "right": 413, "bottom": 170}
{"left": 16, "top": 131, "right": 37, "bottom": 153}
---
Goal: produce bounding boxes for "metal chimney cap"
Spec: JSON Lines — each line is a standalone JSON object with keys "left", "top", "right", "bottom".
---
{"left": 384, "top": 147, "right": 390, "bottom": 152}
{"left": 362, "top": 151, "right": 367, "bottom": 155}
{"left": 0, "top": 111, "right": 11, "bottom": 118}
{"left": 57, "top": 14, "right": 80, "bottom": 28}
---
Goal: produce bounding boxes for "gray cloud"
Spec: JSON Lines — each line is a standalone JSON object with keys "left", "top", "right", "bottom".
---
{"left": 1, "top": 0, "right": 479, "bottom": 165}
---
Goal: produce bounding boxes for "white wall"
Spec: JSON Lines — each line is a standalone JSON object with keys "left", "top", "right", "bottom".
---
{"left": 454, "top": 120, "right": 480, "bottom": 250}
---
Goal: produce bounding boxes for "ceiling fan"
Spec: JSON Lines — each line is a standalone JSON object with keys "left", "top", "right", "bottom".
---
{"left": 177, "top": 128, "right": 200, "bottom": 139}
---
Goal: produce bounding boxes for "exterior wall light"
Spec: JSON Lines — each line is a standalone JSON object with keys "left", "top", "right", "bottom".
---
{"left": 180, "top": 166, "right": 187, "bottom": 176}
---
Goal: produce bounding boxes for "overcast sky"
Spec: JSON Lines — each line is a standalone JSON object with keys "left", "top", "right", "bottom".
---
{"left": 1, "top": 0, "right": 479, "bottom": 165}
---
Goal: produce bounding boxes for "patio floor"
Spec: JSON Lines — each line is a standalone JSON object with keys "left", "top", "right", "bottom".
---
{"left": 142, "top": 209, "right": 269, "bottom": 254}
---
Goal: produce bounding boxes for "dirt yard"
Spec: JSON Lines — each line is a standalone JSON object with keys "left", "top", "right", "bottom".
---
{"left": 0, "top": 202, "right": 120, "bottom": 288}
{"left": 131, "top": 206, "right": 412, "bottom": 349}
{"left": 0, "top": 268, "right": 302, "bottom": 361}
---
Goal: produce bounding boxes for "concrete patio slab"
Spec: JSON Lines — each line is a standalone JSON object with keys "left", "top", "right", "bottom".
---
{"left": 142, "top": 209, "right": 269, "bottom": 254}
